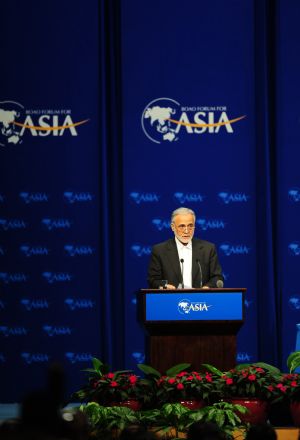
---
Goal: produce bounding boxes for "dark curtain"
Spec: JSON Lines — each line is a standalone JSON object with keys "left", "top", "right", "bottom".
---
{"left": 99, "top": 0, "right": 125, "bottom": 369}
{"left": 255, "top": 0, "right": 281, "bottom": 367}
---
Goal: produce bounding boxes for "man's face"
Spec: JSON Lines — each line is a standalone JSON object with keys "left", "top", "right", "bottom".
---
{"left": 171, "top": 213, "right": 195, "bottom": 244}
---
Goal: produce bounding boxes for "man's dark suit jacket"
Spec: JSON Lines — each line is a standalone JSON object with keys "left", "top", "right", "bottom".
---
{"left": 147, "top": 238, "right": 223, "bottom": 289}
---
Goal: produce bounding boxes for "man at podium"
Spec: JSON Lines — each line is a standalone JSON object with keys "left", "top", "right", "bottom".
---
{"left": 147, "top": 207, "right": 224, "bottom": 290}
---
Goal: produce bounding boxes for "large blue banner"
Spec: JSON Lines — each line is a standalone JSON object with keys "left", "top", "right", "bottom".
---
{"left": 276, "top": 0, "right": 300, "bottom": 364}
{"left": 121, "top": 0, "right": 257, "bottom": 369}
{"left": 0, "top": 1, "right": 100, "bottom": 401}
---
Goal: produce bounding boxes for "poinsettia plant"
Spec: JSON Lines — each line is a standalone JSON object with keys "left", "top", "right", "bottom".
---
{"left": 155, "top": 370, "right": 216, "bottom": 404}
{"left": 268, "top": 351, "right": 300, "bottom": 403}
{"left": 137, "top": 362, "right": 218, "bottom": 406}
{"left": 269, "top": 373, "right": 300, "bottom": 402}
{"left": 204, "top": 363, "right": 281, "bottom": 400}
{"left": 72, "top": 358, "right": 150, "bottom": 405}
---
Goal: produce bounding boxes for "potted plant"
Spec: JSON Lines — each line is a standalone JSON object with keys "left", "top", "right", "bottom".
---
{"left": 187, "top": 401, "right": 248, "bottom": 438}
{"left": 204, "top": 363, "right": 280, "bottom": 425}
{"left": 136, "top": 402, "right": 248, "bottom": 439}
{"left": 272, "top": 351, "right": 300, "bottom": 426}
{"left": 80, "top": 402, "right": 139, "bottom": 439}
{"left": 137, "top": 362, "right": 217, "bottom": 409}
{"left": 155, "top": 370, "right": 217, "bottom": 409}
{"left": 72, "top": 358, "right": 150, "bottom": 410}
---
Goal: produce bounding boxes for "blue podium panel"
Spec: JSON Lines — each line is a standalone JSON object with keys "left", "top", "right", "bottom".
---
{"left": 145, "top": 291, "right": 243, "bottom": 321}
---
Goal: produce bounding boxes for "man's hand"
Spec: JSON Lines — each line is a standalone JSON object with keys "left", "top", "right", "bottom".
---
{"left": 159, "top": 284, "right": 176, "bottom": 289}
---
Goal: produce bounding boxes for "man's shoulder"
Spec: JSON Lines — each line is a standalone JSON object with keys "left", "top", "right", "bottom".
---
{"left": 152, "top": 238, "right": 175, "bottom": 252}
{"left": 193, "top": 238, "right": 216, "bottom": 250}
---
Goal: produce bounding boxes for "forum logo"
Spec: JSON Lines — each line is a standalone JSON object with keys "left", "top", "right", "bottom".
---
{"left": 64, "top": 245, "right": 94, "bottom": 257}
{"left": 0, "top": 219, "right": 27, "bottom": 231}
{"left": 131, "top": 244, "right": 152, "bottom": 257}
{"left": 141, "top": 97, "right": 246, "bottom": 144}
{"left": 197, "top": 218, "right": 225, "bottom": 231}
{"left": 42, "top": 325, "right": 72, "bottom": 337}
{"left": 174, "top": 192, "right": 205, "bottom": 204}
{"left": 218, "top": 191, "right": 250, "bottom": 204}
{"left": 64, "top": 298, "right": 94, "bottom": 311}
{"left": 42, "top": 272, "right": 72, "bottom": 283}
{"left": 42, "top": 218, "right": 72, "bottom": 230}
{"left": 288, "top": 243, "right": 300, "bottom": 256}
{"left": 288, "top": 188, "right": 300, "bottom": 202}
{"left": 178, "top": 299, "right": 211, "bottom": 314}
{"left": 219, "top": 243, "right": 250, "bottom": 256}
{"left": 20, "top": 299, "right": 49, "bottom": 311}
{"left": 130, "top": 192, "right": 160, "bottom": 204}
{"left": 20, "top": 245, "right": 49, "bottom": 257}
{"left": 289, "top": 295, "right": 300, "bottom": 310}
{"left": 0, "top": 326, "right": 28, "bottom": 337}
{"left": 65, "top": 352, "right": 93, "bottom": 364}
{"left": 19, "top": 192, "right": 49, "bottom": 204}
{"left": 152, "top": 219, "right": 170, "bottom": 231}
{"left": 0, "top": 272, "right": 28, "bottom": 284}
{"left": 63, "top": 191, "right": 94, "bottom": 204}
{"left": 21, "top": 353, "right": 50, "bottom": 364}
{"left": 0, "top": 100, "right": 89, "bottom": 147}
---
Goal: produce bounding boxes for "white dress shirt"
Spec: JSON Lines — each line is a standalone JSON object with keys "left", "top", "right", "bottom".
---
{"left": 175, "top": 237, "right": 192, "bottom": 288}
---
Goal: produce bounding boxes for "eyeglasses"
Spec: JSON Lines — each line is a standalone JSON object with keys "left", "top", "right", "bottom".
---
{"left": 176, "top": 224, "right": 195, "bottom": 232}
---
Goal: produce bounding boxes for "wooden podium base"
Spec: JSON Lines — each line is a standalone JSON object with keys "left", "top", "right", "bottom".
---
{"left": 148, "top": 333, "right": 237, "bottom": 372}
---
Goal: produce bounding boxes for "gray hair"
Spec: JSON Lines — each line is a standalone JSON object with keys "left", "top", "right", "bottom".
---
{"left": 171, "top": 207, "right": 196, "bottom": 223}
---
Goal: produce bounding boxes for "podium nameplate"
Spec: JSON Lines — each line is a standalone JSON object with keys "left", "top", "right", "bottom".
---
{"left": 145, "top": 291, "right": 243, "bottom": 321}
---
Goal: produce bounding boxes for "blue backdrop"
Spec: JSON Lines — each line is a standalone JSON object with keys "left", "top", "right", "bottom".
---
{"left": 0, "top": 0, "right": 299, "bottom": 403}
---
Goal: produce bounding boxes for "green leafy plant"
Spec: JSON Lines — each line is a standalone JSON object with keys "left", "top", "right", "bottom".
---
{"left": 152, "top": 402, "right": 192, "bottom": 437}
{"left": 79, "top": 400, "right": 248, "bottom": 439}
{"left": 80, "top": 402, "right": 139, "bottom": 439}
{"left": 186, "top": 401, "right": 248, "bottom": 438}
{"left": 72, "top": 358, "right": 150, "bottom": 406}
{"left": 287, "top": 351, "right": 300, "bottom": 373}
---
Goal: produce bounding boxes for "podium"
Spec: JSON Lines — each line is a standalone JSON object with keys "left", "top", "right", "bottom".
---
{"left": 138, "top": 288, "right": 245, "bottom": 372}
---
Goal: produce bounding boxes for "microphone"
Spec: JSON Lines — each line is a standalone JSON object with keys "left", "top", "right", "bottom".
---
{"left": 196, "top": 259, "right": 203, "bottom": 288}
{"left": 180, "top": 258, "right": 184, "bottom": 289}
{"left": 216, "top": 279, "right": 224, "bottom": 288}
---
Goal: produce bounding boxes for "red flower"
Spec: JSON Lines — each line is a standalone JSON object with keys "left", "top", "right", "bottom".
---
{"left": 205, "top": 374, "right": 212, "bottom": 382}
{"left": 107, "top": 372, "right": 114, "bottom": 379}
{"left": 110, "top": 381, "right": 118, "bottom": 387}
{"left": 177, "top": 383, "right": 184, "bottom": 390}
{"left": 248, "top": 374, "right": 257, "bottom": 381}
{"left": 255, "top": 367, "right": 264, "bottom": 373}
{"left": 186, "top": 376, "right": 194, "bottom": 381}
{"left": 267, "top": 385, "right": 274, "bottom": 391}
{"left": 226, "top": 378, "right": 233, "bottom": 385}
{"left": 291, "top": 381, "right": 298, "bottom": 387}
{"left": 168, "top": 378, "right": 176, "bottom": 384}
{"left": 177, "top": 372, "right": 188, "bottom": 377}
{"left": 128, "top": 375, "right": 137, "bottom": 384}
{"left": 276, "top": 384, "right": 287, "bottom": 392}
